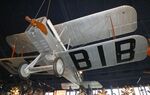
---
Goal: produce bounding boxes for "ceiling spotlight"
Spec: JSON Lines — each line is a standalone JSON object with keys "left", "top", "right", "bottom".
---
{"left": 10, "top": 86, "right": 20, "bottom": 95}
{"left": 79, "top": 71, "right": 83, "bottom": 74}
{"left": 9, "top": 74, "right": 13, "bottom": 77}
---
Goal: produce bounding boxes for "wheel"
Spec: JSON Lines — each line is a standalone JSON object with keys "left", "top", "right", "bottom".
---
{"left": 18, "top": 63, "right": 30, "bottom": 79}
{"left": 53, "top": 58, "right": 65, "bottom": 77}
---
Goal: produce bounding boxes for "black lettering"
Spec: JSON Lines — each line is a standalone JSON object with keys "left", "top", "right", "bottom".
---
{"left": 97, "top": 45, "right": 106, "bottom": 66}
{"left": 69, "top": 50, "right": 91, "bottom": 70}
{"left": 115, "top": 38, "right": 135, "bottom": 63}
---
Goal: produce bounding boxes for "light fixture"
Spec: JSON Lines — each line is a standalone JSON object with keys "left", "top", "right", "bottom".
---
{"left": 10, "top": 86, "right": 20, "bottom": 95}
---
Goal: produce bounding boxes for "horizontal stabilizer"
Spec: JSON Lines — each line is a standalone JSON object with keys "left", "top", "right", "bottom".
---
{"left": 61, "top": 81, "right": 102, "bottom": 89}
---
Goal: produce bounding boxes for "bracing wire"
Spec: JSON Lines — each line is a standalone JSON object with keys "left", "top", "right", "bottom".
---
{"left": 46, "top": 0, "right": 51, "bottom": 17}
{"left": 34, "top": 0, "right": 46, "bottom": 18}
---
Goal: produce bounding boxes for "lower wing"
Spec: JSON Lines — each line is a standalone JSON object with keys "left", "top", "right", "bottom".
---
{"left": 0, "top": 56, "right": 36, "bottom": 74}
{"left": 57, "top": 35, "right": 148, "bottom": 71}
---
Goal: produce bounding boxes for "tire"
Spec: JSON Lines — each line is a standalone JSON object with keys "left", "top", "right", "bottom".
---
{"left": 53, "top": 58, "right": 65, "bottom": 77}
{"left": 18, "top": 62, "right": 30, "bottom": 80}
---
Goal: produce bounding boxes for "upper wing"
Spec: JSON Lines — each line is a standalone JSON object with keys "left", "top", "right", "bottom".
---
{"left": 6, "top": 16, "right": 65, "bottom": 54}
{"left": 6, "top": 17, "right": 48, "bottom": 54}
{"left": 57, "top": 35, "right": 148, "bottom": 71}
{"left": 6, "top": 33, "right": 37, "bottom": 54}
{"left": 55, "top": 5, "right": 137, "bottom": 47}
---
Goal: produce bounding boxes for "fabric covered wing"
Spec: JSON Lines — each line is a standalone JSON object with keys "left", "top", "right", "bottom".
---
{"left": 0, "top": 56, "right": 35, "bottom": 74}
{"left": 6, "top": 33, "right": 37, "bottom": 53}
{"left": 0, "top": 56, "right": 54, "bottom": 75}
{"left": 57, "top": 35, "right": 147, "bottom": 71}
{"left": 55, "top": 5, "right": 137, "bottom": 47}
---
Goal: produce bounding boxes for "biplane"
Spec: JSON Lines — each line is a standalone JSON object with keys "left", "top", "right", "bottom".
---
{"left": 0, "top": 5, "right": 148, "bottom": 89}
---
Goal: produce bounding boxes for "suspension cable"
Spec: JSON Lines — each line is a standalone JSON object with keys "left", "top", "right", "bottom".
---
{"left": 46, "top": 0, "right": 51, "bottom": 17}
{"left": 34, "top": 0, "right": 46, "bottom": 18}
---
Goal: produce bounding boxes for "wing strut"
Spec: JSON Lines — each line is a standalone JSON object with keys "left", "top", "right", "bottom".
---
{"left": 11, "top": 44, "right": 16, "bottom": 58}
{"left": 11, "top": 39, "right": 17, "bottom": 58}
{"left": 20, "top": 47, "right": 24, "bottom": 57}
{"left": 47, "top": 20, "right": 67, "bottom": 51}
{"left": 109, "top": 16, "right": 116, "bottom": 39}
{"left": 11, "top": 39, "right": 25, "bottom": 57}
{"left": 147, "top": 39, "right": 150, "bottom": 56}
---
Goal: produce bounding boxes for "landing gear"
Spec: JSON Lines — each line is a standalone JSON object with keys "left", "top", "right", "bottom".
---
{"left": 18, "top": 53, "right": 65, "bottom": 79}
{"left": 18, "top": 63, "right": 30, "bottom": 79}
{"left": 53, "top": 58, "right": 65, "bottom": 77}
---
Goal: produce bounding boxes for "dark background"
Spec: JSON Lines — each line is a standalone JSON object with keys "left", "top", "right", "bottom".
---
{"left": 0, "top": 0, "right": 150, "bottom": 90}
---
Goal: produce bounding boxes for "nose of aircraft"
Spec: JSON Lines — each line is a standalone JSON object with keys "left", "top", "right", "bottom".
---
{"left": 25, "top": 16, "right": 48, "bottom": 35}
